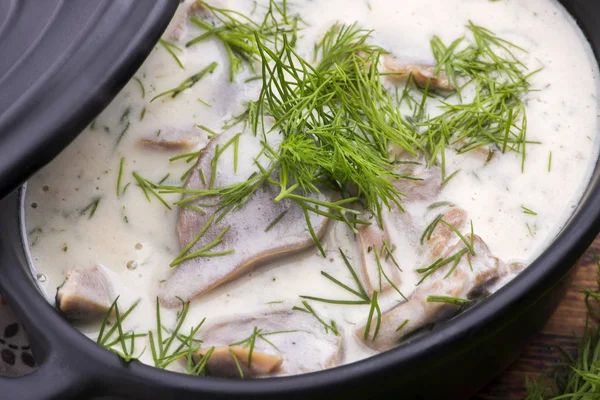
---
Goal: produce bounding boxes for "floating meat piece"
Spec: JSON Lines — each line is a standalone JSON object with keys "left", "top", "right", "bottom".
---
{"left": 138, "top": 137, "right": 200, "bottom": 151}
{"left": 357, "top": 235, "right": 512, "bottom": 352}
{"left": 138, "top": 126, "right": 202, "bottom": 152}
{"left": 171, "top": 1, "right": 212, "bottom": 42}
{"left": 159, "top": 131, "right": 329, "bottom": 306}
{"left": 55, "top": 266, "right": 115, "bottom": 323}
{"left": 427, "top": 207, "right": 467, "bottom": 260}
{"left": 357, "top": 212, "right": 402, "bottom": 295}
{"left": 384, "top": 56, "right": 455, "bottom": 91}
{"left": 196, "top": 310, "right": 343, "bottom": 377}
{"left": 193, "top": 346, "right": 283, "bottom": 378}
{"left": 391, "top": 155, "right": 442, "bottom": 202}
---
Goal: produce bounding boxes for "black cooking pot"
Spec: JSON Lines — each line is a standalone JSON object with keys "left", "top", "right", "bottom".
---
{"left": 1, "top": 1, "right": 599, "bottom": 399}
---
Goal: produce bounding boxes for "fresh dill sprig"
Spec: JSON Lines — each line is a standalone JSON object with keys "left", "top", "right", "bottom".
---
{"left": 97, "top": 297, "right": 146, "bottom": 362}
{"left": 116, "top": 122, "right": 131, "bottom": 146}
{"left": 252, "top": 23, "right": 421, "bottom": 229}
{"left": 188, "top": 346, "right": 215, "bottom": 376}
{"left": 396, "top": 319, "right": 410, "bottom": 332}
{"left": 424, "top": 21, "right": 540, "bottom": 174}
{"left": 151, "top": 62, "right": 218, "bottom": 102}
{"left": 149, "top": 297, "right": 205, "bottom": 369}
{"left": 132, "top": 172, "right": 172, "bottom": 210}
{"left": 264, "top": 210, "right": 288, "bottom": 232}
{"left": 81, "top": 196, "right": 101, "bottom": 219}
{"left": 159, "top": 39, "right": 185, "bottom": 70}
{"left": 416, "top": 247, "right": 470, "bottom": 285}
{"left": 229, "top": 327, "right": 296, "bottom": 367}
{"left": 299, "top": 248, "right": 383, "bottom": 340}
{"left": 372, "top": 244, "right": 407, "bottom": 301}
{"left": 117, "top": 157, "right": 125, "bottom": 197}
{"left": 522, "top": 205, "right": 538, "bottom": 216}
{"left": 426, "top": 295, "right": 471, "bottom": 306}
{"left": 525, "top": 255, "right": 600, "bottom": 399}
{"left": 293, "top": 300, "right": 340, "bottom": 336}
{"left": 133, "top": 77, "right": 146, "bottom": 98}
{"left": 187, "top": 0, "right": 298, "bottom": 81}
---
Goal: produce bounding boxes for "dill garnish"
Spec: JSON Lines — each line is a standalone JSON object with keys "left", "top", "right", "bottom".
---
{"left": 293, "top": 301, "right": 340, "bottom": 336}
{"left": 298, "top": 249, "right": 383, "bottom": 340}
{"left": 525, "top": 256, "right": 600, "bottom": 399}
{"left": 425, "top": 21, "right": 540, "bottom": 174}
{"left": 132, "top": 172, "right": 172, "bottom": 210}
{"left": 117, "top": 157, "right": 125, "bottom": 197}
{"left": 188, "top": 346, "right": 215, "bottom": 376}
{"left": 426, "top": 295, "right": 471, "bottom": 306}
{"left": 264, "top": 210, "right": 288, "bottom": 232}
{"left": 522, "top": 205, "right": 538, "bottom": 216}
{"left": 149, "top": 298, "right": 205, "bottom": 369}
{"left": 416, "top": 247, "right": 470, "bottom": 285}
{"left": 373, "top": 245, "right": 408, "bottom": 301}
{"left": 229, "top": 327, "right": 296, "bottom": 367}
{"left": 396, "top": 319, "right": 410, "bottom": 332}
{"left": 187, "top": 0, "right": 298, "bottom": 81}
{"left": 548, "top": 151, "right": 553, "bottom": 172}
{"left": 116, "top": 122, "right": 131, "bottom": 146}
{"left": 81, "top": 197, "right": 101, "bottom": 219}
{"left": 97, "top": 297, "right": 146, "bottom": 362}
{"left": 133, "top": 77, "right": 146, "bottom": 98}
{"left": 159, "top": 39, "right": 185, "bottom": 69}
{"left": 151, "top": 62, "right": 218, "bottom": 102}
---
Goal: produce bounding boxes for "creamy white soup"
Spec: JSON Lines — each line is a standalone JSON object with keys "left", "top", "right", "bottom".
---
{"left": 24, "top": 0, "right": 599, "bottom": 377}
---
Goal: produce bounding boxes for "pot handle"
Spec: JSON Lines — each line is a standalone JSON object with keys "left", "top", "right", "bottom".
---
{"left": 0, "top": 282, "right": 96, "bottom": 399}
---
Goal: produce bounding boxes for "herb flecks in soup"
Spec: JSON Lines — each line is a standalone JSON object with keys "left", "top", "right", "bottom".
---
{"left": 25, "top": 0, "right": 600, "bottom": 379}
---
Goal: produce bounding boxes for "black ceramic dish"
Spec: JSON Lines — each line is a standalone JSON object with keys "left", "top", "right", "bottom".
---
{"left": 0, "top": 1, "right": 599, "bottom": 399}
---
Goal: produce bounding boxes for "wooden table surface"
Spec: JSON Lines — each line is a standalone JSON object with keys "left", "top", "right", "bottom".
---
{"left": 473, "top": 236, "right": 598, "bottom": 399}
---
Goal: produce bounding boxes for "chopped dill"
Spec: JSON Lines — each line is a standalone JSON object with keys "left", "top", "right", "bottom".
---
{"left": 117, "top": 157, "right": 125, "bottom": 197}
{"left": 187, "top": 0, "right": 298, "bottom": 81}
{"left": 264, "top": 210, "right": 288, "bottom": 232}
{"left": 293, "top": 301, "right": 340, "bottom": 336}
{"left": 159, "top": 39, "right": 185, "bottom": 70}
{"left": 526, "top": 222, "right": 536, "bottom": 237}
{"left": 420, "top": 214, "right": 444, "bottom": 245}
{"left": 140, "top": 107, "right": 147, "bottom": 121}
{"left": 132, "top": 172, "right": 172, "bottom": 210}
{"left": 428, "top": 201, "right": 455, "bottom": 210}
{"left": 197, "top": 98, "right": 212, "bottom": 107}
{"left": 81, "top": 197, "right": 101, "bottom": 219}
{"left": 151, "top": 62, "right": 218, "bottom": 102}
{"left": 149, "top": 298, "right": 205, "bottom": 369}
{"left": 298, "top": 249, "right": 382, "bottom": 340}
{"left": 373, "top": 245, "right": 407, "bottom": 301}
{"left": 133, "top": 77, "right": 146, "bottom": 98}
{"left": 196, "top": 124, "right": 218, "bottom": 139}
{"left": 426, "top": 295, "right": 471, "bottom": 306}
{"left": 548, "top": 151, "right": 553, "bottom": 172}
{"left": 416, "top": 247, "right": 469, "bottom": 285}
{"left": 97, "top": 297, "right": 146, "bottom": 362}
{"left": 440, "top": 219, "right": 475, "bottom": 256}
{"left": 116, "top": 122, "right": 131, "bottom": 146}
{"left": 396, "top": 319, "right": 410, "bottom": 332}
{"left": 188, "top": 346, "right": 215, "bottom": 376}
{"left": 521, "top": 205, "right": 538, "bottom": 216}
{"left": 229, "top": 327, "right": 296, "bottom": 367}
{"left": 425, "top": 21, "right": 540, "bottom": 173}
{"left": 120, "top": 106, "right": 132, "bottom": 123}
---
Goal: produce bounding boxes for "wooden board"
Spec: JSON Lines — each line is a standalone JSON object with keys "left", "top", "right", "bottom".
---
{"left": 474, "top": 236, "right": 599, "bottom": 399}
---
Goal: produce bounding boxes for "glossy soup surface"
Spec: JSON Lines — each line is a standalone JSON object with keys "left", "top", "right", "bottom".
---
{"left": 24, "top": 0, "right": 600, "bottom": 375}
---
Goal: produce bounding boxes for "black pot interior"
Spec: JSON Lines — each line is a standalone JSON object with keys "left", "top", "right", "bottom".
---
{"left": 1, "top": 0, "right": 600, "bottom": 399}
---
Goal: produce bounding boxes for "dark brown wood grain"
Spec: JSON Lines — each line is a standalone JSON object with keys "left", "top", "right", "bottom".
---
{"left": 474, "top": 236, "right": 599, "bottom": 399}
